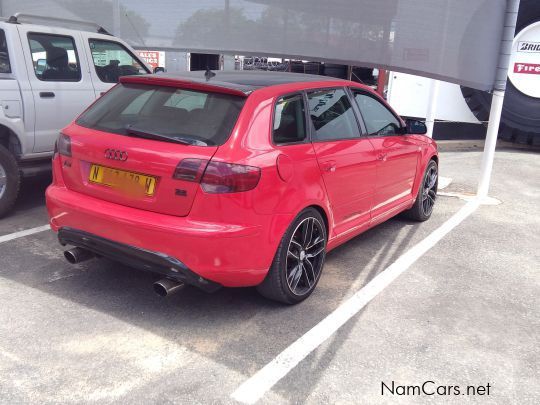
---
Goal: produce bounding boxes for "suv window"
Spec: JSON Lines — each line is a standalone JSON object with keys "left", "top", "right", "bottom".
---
{"left": 353, "top": 91, "right": 402, "bottom": 136}
{"left": 273, "top": 94, "right": 306, "bottom": 144}
{"left": 28, "top": 33, "right": 80, "bottom": 81}
{"left": 307, "top": 88, "right": 361, "bottom": 141}
{"left": 76, "top": 83, "right": 245, "bottom": 146}
{"left": 0, "top": 30, "right": 10, "bottom": 73}
{"left": 89, "top": 39, "right": 148, "bottom": 83}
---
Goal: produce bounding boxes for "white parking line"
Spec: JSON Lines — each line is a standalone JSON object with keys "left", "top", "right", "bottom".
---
{"left": 0, "top": 225, "right": 50, "bottom": 244}
{"left": 231, "top": 200, "right": 480, "bottom": 404}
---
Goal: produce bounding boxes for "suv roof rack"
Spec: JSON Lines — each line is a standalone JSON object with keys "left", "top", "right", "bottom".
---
{"left": 6, "top": 13, "right": 111, "bottom": 35}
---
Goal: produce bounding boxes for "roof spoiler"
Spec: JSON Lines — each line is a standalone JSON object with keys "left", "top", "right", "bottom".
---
{"left": 120, "top": 75, "right": 250, "bottom": 98}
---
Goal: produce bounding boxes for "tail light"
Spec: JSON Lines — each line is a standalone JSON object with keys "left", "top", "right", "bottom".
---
{"left": 56, "top": 133, "right": 72, "bottom": 157}
{"left": 173, "top": 159, "right": 261, "bottom": 193}
{"left": 173, "top": 158, "right": 208, "bottom": 182}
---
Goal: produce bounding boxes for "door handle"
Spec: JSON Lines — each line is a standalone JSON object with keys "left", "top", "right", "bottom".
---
{"left": 377, "top": 153, "right": 388, "bottom": 161}
{"left": 39, "top": 92, "right": 55, "bottom": 98}
{"left": 321, "top": 161, "right": 337, "bottom": 172}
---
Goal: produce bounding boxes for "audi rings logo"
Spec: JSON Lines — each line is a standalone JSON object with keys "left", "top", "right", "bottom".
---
{"left": 104, "top": 149, "right": 128, "bottom": 161}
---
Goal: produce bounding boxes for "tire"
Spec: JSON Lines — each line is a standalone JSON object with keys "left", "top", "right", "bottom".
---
{"left": 0, "top": 144, "right": 20, "bottom": 218}
{"left": 460, "top": 0, "right": 540, "bottom": 146}
{"left": 257, "top": 208, "right": 327, "bottom": 304}
{"left": 403, "top": 160, "right": 438, "bottom": 222}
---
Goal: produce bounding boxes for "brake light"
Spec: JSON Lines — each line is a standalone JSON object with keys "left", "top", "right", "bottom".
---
{"left": 57, "top": 133, "right": 72, "bottom": 157}
{"left": 173, "top": 159, "right": 261, "bottom": 193}
{"left": 201, "top": 161, "right": 261, "bottom": 193}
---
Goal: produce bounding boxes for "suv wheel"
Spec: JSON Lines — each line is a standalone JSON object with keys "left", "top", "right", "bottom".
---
{"left": 0, "top": 145, "right": 20, "bottom": 218}
{"left": 257, "top": 208, "right": 327, "bottom": 304}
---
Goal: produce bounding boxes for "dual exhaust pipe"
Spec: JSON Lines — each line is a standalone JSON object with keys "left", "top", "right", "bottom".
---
{"left": 63, "top": 247, "right": 184, "bottom": 297}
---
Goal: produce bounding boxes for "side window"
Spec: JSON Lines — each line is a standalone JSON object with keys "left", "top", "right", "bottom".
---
{"left": 273, "top": 94, "right": 306, "bottom": 144}
{"left": 0, "top": 30, "right": 11, "bottom": 73}
{"left": 307, "top": 88, "right": 361, "bottom": 141}
{"left": 353, "top": 91, "right": 402, "bottom": 136}
{"left": 89, "top": 39, "right": 147, "bottom": 83}
{"left": 28, "top": 33, "right": 80, "bottom": 81}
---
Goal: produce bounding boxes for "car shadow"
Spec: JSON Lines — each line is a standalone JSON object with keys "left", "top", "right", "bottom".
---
{"left": 0, "top": 174, "right": 51, "bottom": 234}
{"left": 0, "top": 198, "right": 462, "bottom": 400}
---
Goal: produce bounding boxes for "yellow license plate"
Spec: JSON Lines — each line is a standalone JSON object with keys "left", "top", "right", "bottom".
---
{"left": 89, "top": 164, "right": 157, "bottom": 196}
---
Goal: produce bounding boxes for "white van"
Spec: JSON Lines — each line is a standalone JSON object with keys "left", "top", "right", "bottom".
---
{"left": 0, "top": 13, "right": 151, "bottom": 217}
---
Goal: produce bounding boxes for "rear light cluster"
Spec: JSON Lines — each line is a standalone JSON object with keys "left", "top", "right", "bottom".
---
{"left": 56, "top": 133, "right": 72, "bottom": 157}
{"left": 173, "top": 159, "right": 261, "bottom": 193}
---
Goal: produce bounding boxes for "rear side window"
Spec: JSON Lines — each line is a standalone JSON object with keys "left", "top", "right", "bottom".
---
{"left": 307, "top": 88, "right": 361, "bottom": 141}
{"left": 76, "top": 83, "right": 245, "bottom": 146}
{"left": 89, "top": 39, "right": 148, "bottom": 83}
{"left": 353, "top": 91, "right": 402, "bottom": 136}
{"left": 273, "top": 94, "right": 306, "bottom": 144}
{"left": 28, "top": 33, "right": 80, "bottom": 81}
{"left": 0, "top": 30, "right": 10, "bottom": 73}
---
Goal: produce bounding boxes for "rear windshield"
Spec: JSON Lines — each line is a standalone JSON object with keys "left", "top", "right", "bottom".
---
{"left": 76, "top": 83, "right": 245, "bottom": 146}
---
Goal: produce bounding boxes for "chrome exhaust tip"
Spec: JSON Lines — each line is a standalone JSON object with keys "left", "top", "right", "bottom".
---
{"left": 153, "top": 278, "right": 185, "bottom": 297}
{"left": 64, "top": 247, "right": 94, "bottom": 264}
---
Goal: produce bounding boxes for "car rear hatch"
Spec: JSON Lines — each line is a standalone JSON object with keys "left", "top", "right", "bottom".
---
{"left": 58, "top": 77, "right": 248, "bottom": 217}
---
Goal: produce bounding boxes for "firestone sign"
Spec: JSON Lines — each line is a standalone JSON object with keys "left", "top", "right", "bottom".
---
{"left": 514, "top": 63, "right": 540, "bottom": 74}
{"left": 136, "top": 50, "right": 165, "bottom": 70}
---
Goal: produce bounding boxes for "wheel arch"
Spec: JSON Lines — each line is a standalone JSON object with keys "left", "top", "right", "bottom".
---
{"left": 0, "top": 124, "right": 23, "bottom": 157}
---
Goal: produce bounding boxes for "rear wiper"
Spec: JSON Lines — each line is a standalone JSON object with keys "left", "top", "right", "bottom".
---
{"left": 126, "top": 125, "right": 200, "bottom": 145}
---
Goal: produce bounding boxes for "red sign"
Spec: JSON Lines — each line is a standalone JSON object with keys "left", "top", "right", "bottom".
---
{"left": 137, "top": 51, "right": 164, "bottom": 70}
{"left": 513, "top": 63, "right": 540, "bottom": 74}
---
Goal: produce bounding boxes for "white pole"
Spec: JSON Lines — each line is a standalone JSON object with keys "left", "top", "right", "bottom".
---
{"left": 112, "top": 0, "right": 121, "bottom": 37}
{"left": 477, "top": 90, "right": 505, "bottom": 198}
{"left": 425, "top": 80, "right": 440, "bottom": 138}
{"left": 476, "top": 0, "right": 520, "bottom": 199}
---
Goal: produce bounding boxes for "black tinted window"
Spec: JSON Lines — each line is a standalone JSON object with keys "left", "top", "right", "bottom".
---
{"left": 273, "top": 94, "right": 306, "bottom": 144}
{"left": 0, "top": 30, "right": 10, "bottom": 73}
{"left": 353, "top": 91, "right": 401, "bottom": 136}
{"left": 307, "top": 88, "right": 361, "bottom": 141}
{"left": 28, "top": 33, "right": 80, "bottom": 81}
{"left": 76, "top": 84, "right": 245, "bottom": 146}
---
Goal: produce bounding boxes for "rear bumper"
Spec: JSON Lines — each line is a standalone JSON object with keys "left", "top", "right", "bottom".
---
{"left": 58, "top": 227, "right": 221, "bottom": 292}
{"left": 46, "top": 185, "right": 275, "bottom": 287}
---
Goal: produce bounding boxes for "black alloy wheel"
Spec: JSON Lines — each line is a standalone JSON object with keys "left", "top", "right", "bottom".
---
{"left": 421, "top": 163, "right": 438, "bottom": 217}
{"left": 285, "top": 217, "right": 326, "bottom": 296}
{"left": 257, "top": 208, "right": 327, "bottom": 304}
{"left": 403, "top": 160, "right": 438, "bottom": 222}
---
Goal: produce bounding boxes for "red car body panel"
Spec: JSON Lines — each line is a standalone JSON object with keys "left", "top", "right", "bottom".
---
{"left": 46, "top": 74, "right": 437, "bottom": 288}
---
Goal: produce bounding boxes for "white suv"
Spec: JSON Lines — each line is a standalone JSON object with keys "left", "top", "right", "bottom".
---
{"left": 0, "top": 14, "right": 151, "bottom": 217}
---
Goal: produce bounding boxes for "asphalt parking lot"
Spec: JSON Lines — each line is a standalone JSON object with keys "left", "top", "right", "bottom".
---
{"left": 0, "top": 142, "right": 538, "bottom": 404}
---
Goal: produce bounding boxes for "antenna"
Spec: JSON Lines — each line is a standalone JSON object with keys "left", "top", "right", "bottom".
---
{"left": 204, "top": 67, "right": 216, "bottom": 82}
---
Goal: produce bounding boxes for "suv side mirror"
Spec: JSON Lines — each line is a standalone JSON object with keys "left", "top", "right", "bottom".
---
{"left": 405, "top": 119, "right": 428, "bottom": 135}
{"left": 153, "top": 66, "right": 165, "bottom": 73}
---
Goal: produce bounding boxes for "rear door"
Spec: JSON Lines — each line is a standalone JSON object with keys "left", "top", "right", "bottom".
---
{"left": 17, "top": 26, "right": 95, "bottom": 153}
{"left": 351, "top": 89, "right": 420, "bottom": 220}
{"left": 307, "top": 87, "right": 377, "bottom": 233}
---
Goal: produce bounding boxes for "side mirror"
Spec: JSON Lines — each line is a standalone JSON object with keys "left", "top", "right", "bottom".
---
{"left": 153, "top": 66, "right": 165, "bottom": 74}
{"left": 405, "top": 119, "right": 428, "bottom": 135}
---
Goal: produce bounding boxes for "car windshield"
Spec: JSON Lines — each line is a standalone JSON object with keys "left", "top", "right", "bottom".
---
{"left": 76, "top": 83, "right": 245, "bottom": 146}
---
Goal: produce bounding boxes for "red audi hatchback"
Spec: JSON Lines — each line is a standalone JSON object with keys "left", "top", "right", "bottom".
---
{"left": 46, "top": 71, "right": 438, "bottom": 304}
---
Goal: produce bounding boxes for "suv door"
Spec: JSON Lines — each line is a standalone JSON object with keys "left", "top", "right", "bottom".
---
{"left": 18, "top": 26, "right": 95, "bottom": 153}
{"left": 83, "top": 36, "right": 149, "bottom": 97}
{"left": 307, "top": 87, "right": 377, "bottom": 234}
{"left": 351, "top": 89, "right": 420, "bottom": 222}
